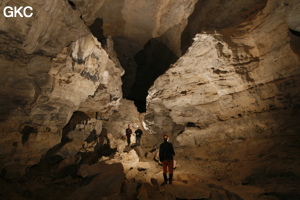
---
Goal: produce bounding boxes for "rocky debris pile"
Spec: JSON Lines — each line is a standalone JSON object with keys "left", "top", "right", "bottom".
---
{"left": 71, "top": 162, "right": 125, "bottom": 200}
{"left": 2, "top": 115, "right": 299, "bottom": 200}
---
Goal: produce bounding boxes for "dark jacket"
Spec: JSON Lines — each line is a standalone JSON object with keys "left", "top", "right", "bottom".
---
{"left": 126, "top": 128, "right": 132, "bottom": 137}
{"left": 159, "top": 141, "right": 175, "bottom": 161}
{"left": 135, "top": 129, "right": 143, "bottom": 138}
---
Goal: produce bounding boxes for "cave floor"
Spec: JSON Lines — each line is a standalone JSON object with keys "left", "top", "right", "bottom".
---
{"left": 1, "top": 135, "right": 300, "bottom": 200}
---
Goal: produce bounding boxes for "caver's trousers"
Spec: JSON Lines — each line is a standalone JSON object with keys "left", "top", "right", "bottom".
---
{"left": 162, "top": 160, "right": 173, "bottom": 175}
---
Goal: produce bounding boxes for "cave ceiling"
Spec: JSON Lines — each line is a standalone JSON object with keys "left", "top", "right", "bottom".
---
{"left": 71, "top": 0, "right": 275, "bottom": 111}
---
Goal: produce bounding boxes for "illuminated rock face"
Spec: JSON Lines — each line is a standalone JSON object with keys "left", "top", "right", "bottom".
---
{"left": 73, "top": 0, "right": 197, "bottom": 56}
{"left": 0, "top": 0, "right": 299, "bottom": 198}
{"left": 146, "top": 0, "right": 300, "bottom": 140}
{"left": 0, "top": 0, "right": 89, "bottom": 55}
{"left": 0, "top": 1, "right": 123, "bottom": 177}
{"left": 72, "top": 0, "right": 198, "bottom": 103}
{"left": 143, "top": 2, "right": 300, "bottom": 197}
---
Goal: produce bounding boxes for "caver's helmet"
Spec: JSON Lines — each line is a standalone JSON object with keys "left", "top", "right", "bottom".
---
{"left": 163, "top": 134, "right": 169, "bottom": 141}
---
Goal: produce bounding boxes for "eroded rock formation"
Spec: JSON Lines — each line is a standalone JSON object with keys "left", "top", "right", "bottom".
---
{"left": 0, "top": 0, "right": 123, "bottom": 178}
{"left": 146, "top": 0, "right": 300, "bottom": 143}
{"left": 0, "top": 0, "right": 299, "bottom": 199}
{"left": 144, "top": 0, "right": 300, "bottom": 198}
{"left": 73, "top": 0, "right": 196, "bottom": 55}
{"left": 72, "top": 0, "right": 197, "bottom": 105}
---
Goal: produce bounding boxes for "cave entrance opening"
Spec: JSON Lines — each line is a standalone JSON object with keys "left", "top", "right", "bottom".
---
{"left": 88, "top": 19, "right": 179, "bottom": 113}
{"left": 121, "top": 38, "right": 179, "bottom": 113}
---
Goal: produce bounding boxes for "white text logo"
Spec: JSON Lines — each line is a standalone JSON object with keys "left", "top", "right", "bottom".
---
{"left": 3, "top": 6, "right": 33, "bottom": 18}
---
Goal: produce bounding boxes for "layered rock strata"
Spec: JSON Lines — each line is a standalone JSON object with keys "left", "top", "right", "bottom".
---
{"left": 0, "top": 0, "right": 123, "bottom": 178}
{"left": 72, "top": 0, "right": 198, "bottom": 99}
{"left": 146, "top": 0, "right": 300, "bottom": 142}
{"left": 73, "top": 0, "right": 197, "bottom": 56}
{"left": 144, "top": 1, "right": 300, "bottom": 197}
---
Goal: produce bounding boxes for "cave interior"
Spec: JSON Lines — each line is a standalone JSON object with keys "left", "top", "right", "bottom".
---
{"left": 0, "top": 0, "right": 300, "bottom": 200}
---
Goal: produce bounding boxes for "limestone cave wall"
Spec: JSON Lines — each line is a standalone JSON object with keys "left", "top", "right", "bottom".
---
{"left": 0, "top": 0, "right": 299, "bottom": 199}
{"left": 0, "top": 0, "right": 123, "bottom": 178}
{"left": 71, "top": 0, "right": 198, "bottom": 105}
{"left": 142, "top": 2, "right": 300, "bottom": 197}
{"left": 146, "top": 0, "right": 300, "bottom": 143}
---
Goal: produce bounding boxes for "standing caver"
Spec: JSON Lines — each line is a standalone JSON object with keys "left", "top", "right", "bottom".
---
{"left": 125, "top": 124, "right": 132, "bottom": 146}
{"left": 159, "top": 134, "right": 175, "bottom": 184}
{"left": 135, "top": 125, "right": 143, "bottom": 146}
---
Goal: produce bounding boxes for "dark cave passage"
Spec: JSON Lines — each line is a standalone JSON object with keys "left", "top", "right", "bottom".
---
{"left": 127, "top": 38, "right": 179, "bottom": 112}
{"left": 116, "top": 38, "right": 178, "bottom": 112}
{"left": 88, "top": 20, "right": 179, "bottom": 113}
{"left": 67, "top": 0, "right": 77, "bottom": 10}
{"left": 89, "top": 18, "right": 106, "bottom": 47}
{"left": 289, "top": 28, "right": 300, "bottom": 57}
{"left": 87, "top": 0, "right": 269, "bottom": 113}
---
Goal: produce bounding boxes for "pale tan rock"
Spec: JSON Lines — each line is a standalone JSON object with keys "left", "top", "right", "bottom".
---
{"left": 0, "top": 6, "right": 123, "bottom": 177}
{"left": 99, "top": 156, "right": 110, "bottom": 162}
{"left": 106, "top": 149, "right": 139, "bottom": 172}
{"left": 146, "top": 0, "right": 300, "bottom": 139}
{"left": 137, "top": 162, "right": 151, "bottom": 170}
{"left": 105, "top": 99, "right": 142, "bottom": 138}
{"left": 73, "top": 0, "right": 197, "bottom": 55}
{"left": 67, "top": 130, "right": 90, "bottom": 141}
{"left": 56, "top": 138, "right": 84, "bottom": 158}
{"left": 73, "top": 118, "right": 103, "bottom": 134}
{"left": 152, "top": 171, "right": 165, "bottom": 186}
{"left": 287, "top": 1, "right": 300, "bottom": 32}
{"left": 145, "top": 152, "right": 154, "bottom": 160}
{"left": 125, "top": 168, "right": 138, "bottom": 180}
{"left": 81, "top": 140, "right": 98, "bottom": 152}
{"left": 120, "top": 149, "right": 140, "bottom": 171}
{"left": 107, "top": 133, "right": 127, "bottom": 152}
{"left": 0, "top": 0, "right": 88, "bottom": 55}
{"left": 177, "top": 174, "right": 201, "bottom": 185}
